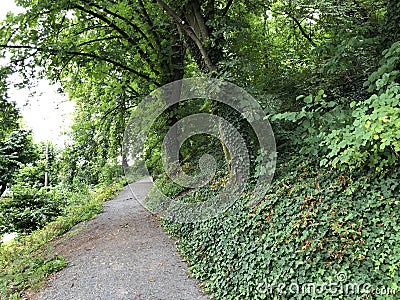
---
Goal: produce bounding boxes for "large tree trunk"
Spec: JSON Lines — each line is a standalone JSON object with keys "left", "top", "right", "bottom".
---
{"left": 159, "top": 27, "right": 186, "bottom": 178}
{"left": 156, "top": 0, "right": 217, "bottom": 73}
{"left": 156, "top": 0, "right": 232, "bottom": 176}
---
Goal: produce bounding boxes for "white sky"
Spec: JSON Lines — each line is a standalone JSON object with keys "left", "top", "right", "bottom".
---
{"left": 1, "top": 0, "right": 75, "bottom": 147}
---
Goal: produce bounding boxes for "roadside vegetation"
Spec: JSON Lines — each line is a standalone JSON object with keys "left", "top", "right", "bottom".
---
{"left": 0, "top": 181, "right": 124, "bottom": 299}
{"left": 0, "top": 0, "right": 399, "bottom": 299}
{"left": 0, "top": 82, "right": 125, "bottom": 299}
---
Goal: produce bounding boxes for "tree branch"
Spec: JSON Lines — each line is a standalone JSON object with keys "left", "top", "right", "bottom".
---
{"left": 0, "top": 44, "right": 161, "bottom": 86}
{"left": 86, "top": 1, "right": 157, "bottom": 51}
{"left": 191, "top": 0, "right": 209, "bottom": 39}
{"left": 138, "top": 0, "right": 163, "bottom": 52}
{"left": 72, "top": 4, "right": 159, "bottom": 76}
{"left": 221, "top": 0, "right": 234, "bottom": 17}
{"left": 289, "top": 15, "right": 316, "bottom": 47}
{"left": 156, "top": 0, "right": 217, "bottom": 73}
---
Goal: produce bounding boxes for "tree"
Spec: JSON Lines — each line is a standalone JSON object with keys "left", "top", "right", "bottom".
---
{"left": 0, "top": 0, "right": 257, "bottom": 182}
{"left": 1, "top": 0, "right": 396, "bottom": 183}
{"left": 0, "top": 97, "right": 19, "bottom": 140}
{"left": 0, "top": 129, "right": 37, "bottom": 195}
{"left": 0, "top": 0, "right": 188, "bottom": 182}
{"left": 0, "top": 92, "right": 37, "bottom": 195}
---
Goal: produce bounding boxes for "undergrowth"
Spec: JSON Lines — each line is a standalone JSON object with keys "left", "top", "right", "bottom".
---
{"left": 161, "top": 158, "right": 400, "bottom": 299}
{"left": 0, "top": 180, "right": 125, "bottom": 300}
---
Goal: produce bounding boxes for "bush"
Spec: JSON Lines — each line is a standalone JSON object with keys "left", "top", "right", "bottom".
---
{"left": 0, "top": 187, "right": 67, "bottom": 235}
{"left": 271, "top": 41, "right": 400, "bottom": 171}
{"left": 0, "top": 179, "right": 125, "bottom": 299}
{"left": 321, "top": 83, "right": 400, "bottom": 169}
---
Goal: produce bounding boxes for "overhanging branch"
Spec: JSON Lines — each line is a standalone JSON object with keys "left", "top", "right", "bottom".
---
{"left": 72, "top": 4, "right": 159, "bottom": 76}
{"left": 0, "top": 44, "right": 161, "bottom": 86}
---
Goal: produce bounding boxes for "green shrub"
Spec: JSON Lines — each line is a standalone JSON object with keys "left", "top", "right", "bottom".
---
{"left": 0, "top": 179, "right": 125, "bottom": 299}
{"left": 271, "top": 41, "right": 400, "bottom": 171}
{"left": 98, "top": 163, "right": 124, "bottom": 185}
{"left": 321, "top": 83, "right": 400, "bottom": 169}
{"left": 0, "top": 187, "right": 67, "bottom": 235}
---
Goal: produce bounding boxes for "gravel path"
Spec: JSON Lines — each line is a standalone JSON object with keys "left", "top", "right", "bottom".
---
{"left": 34, "top": 178, "right": 209, "bottom": 300}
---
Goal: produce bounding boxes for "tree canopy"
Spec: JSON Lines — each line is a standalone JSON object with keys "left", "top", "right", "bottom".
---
{"left": 0, "top": 0, "right": 398, "bottom": 185}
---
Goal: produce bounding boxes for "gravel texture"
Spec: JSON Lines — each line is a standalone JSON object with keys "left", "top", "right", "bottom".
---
{"left": 34, "top": 178, "right": 209, "bottom": 300}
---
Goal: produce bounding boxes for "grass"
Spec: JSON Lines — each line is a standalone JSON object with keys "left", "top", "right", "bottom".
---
{"left": 0, "top": 180, "right": 125, "bottom": 300}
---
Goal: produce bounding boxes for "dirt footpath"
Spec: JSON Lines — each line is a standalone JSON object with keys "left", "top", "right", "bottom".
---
{"left": 34, "top": 178, "right": 209, "bottom": 300}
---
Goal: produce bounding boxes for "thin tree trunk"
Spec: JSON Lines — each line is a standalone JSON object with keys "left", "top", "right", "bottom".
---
{"left": 384, "top": 0, "right": 400, "bottom": 47}
{"left": 0, "top": 183, "right": 6, "bottom": 197}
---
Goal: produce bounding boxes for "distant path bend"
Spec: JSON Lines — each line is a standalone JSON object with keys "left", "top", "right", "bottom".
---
{"left": 35, "top": 178, "right": 208, "bottom": 300}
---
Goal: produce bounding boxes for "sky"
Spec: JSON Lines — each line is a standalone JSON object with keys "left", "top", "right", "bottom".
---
{"left": 1, "top": 0, "right": 75, "bottom": 147}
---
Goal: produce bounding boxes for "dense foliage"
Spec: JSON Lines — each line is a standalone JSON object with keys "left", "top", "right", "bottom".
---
{"left": 0, "top": 0, "right": 399, "bottom": 299}
{"left": 162, "top": 158, "right": 399, "bottom": 299}
{"left": 0, "top": 181, "right": 125, "bottom": 299}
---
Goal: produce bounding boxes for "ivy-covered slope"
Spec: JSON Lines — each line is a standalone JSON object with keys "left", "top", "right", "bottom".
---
{"left": 162, "top": 158, "right": 400, "bottom": 299}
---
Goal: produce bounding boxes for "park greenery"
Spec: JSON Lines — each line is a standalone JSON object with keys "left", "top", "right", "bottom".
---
{"left": 0, "top": 0, "right": 399, "bottom": 299}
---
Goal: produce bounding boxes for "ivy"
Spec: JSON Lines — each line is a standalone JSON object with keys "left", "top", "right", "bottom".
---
{"left": 161, "top": 158, "right": 400, "bottom": 299}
